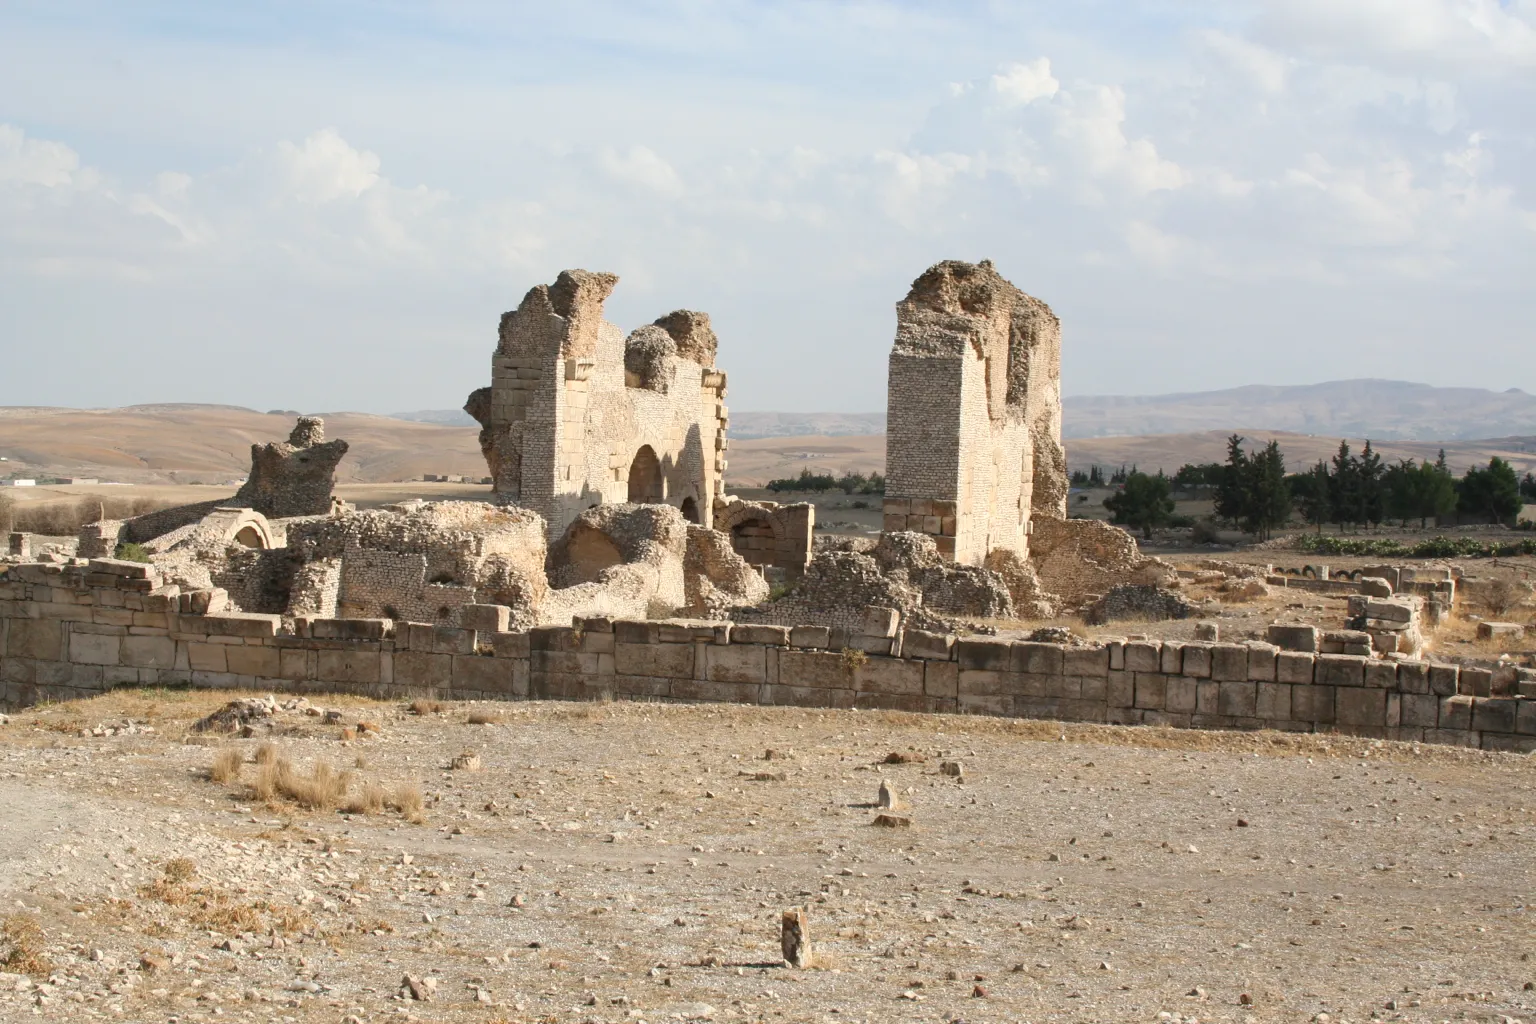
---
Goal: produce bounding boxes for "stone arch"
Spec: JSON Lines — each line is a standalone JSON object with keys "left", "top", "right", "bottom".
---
{"left": 729, "top": 516, "right": 776, "bottom": 567}
{"left": 628, "top": 445, "right": 663, "bottom": 503}
{"left": 232, "top": 525, "right": 265, "bottom": 549}
{"left": 679, "top": 495, "right": 700, "bottom": 524}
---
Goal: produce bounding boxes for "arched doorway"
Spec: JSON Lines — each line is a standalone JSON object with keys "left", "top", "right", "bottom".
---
{"left": 232, "top": 525, "right": 266, "bottom": 549}
{"left": 679, "top": 496, "right": 699, "bottom": 524}
{"left": 628, "top": 445, "right": 663, "bottom": 503}
{"left": 730, "top": 516, "right": 775, "bottom": 566}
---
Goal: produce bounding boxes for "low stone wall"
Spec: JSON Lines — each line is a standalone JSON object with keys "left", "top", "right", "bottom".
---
{"left": 3, "top": 559, "right": 1533, "bottom": 752}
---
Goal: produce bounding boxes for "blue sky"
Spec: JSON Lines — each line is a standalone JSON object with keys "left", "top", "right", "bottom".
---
{"left": 2, "top": 1, "right": 1533, "bottom": 414}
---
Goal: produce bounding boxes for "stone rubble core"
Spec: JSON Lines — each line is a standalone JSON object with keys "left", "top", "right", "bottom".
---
{"left": 4, "top": 558, "right": 1535, "bottom": 753}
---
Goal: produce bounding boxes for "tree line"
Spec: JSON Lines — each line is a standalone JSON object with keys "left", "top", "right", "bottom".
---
{"left": 1102, "top": 435, "right": 1535, "bottom": 539}
{"left": 764, "top": 468, "right": 886, "bottom": 495}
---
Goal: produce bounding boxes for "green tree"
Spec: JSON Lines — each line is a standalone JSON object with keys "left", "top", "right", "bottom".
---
{"left": 1521, "top": 471, "right": 1536, "bottom": 502}
{"left": 1290, "top": 460, "right": 1333, "bottom": 531}
{"left": 1330, "top": 441, "right": 1360, "bottom": 531}
{"left": 1214, "top": 434, "right": 1250, "bottom": 525}
{"left": 1245, "top": 440, "right": 1292, "bottom": 541}
{"left": 1413, "top": 459, "right": 1458, "bottom": 528}
{"left": 1103, "top": 470, "right": 1176, "bottom": 539}
{"left": 1458, "top": 457, "right": 1522, "bottom": 524}
{"left": 1358, "top": 440, "right": 1384, "bottom": 528}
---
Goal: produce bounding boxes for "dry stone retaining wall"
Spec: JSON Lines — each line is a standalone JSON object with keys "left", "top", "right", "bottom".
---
{"left": 4, "top": 560, "right": 1533, "bottom": 753}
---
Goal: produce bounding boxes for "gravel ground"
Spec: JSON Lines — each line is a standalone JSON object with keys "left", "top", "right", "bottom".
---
{"left": 0, "top": 690, "right": 1532, "bottom": 1024}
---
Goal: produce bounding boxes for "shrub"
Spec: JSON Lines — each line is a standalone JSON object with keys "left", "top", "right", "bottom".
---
{"left": 0, "top": 914, "right": 49, "bottom": 976}
{"left": 114, "top": 542, "right": 152, "bottom": 563}
{"left": 1190, "top": 519, "right": 1221, "bottom": 545}
{"left": 408, "top": 699, "right": 444, "bottom": 715}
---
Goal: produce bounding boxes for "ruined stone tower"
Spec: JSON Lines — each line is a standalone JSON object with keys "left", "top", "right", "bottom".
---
{"left": 466, "top": 269, "right": 729, "bottom": 543}
{"left": 882, "top": 260, "right": 1066, "bottom": 565}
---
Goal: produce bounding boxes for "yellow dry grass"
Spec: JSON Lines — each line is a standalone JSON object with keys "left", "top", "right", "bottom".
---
{"left": 0, "top": 914, "right": 50, "bottom": 976}
{"left": 209, "top": 747, "right": 243, "bottom": 784}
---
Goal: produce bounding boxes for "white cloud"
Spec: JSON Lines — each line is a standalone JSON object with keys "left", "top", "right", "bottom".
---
{"left": 599, "top": 145, "right": 683, "bottom": 196}
{"left": 275, "top": 128, "right": 381, "bottom": 204}
{"left": 1197, "top": 29, "right": 1290, "bottom": 94}
{"left": 1258, "top": 0, "right": 1536, "bottom": 70}
{"left": 1051, "top": 85, "right": 1187, "bottom": 196}
{"left": 991, "top": 58, "right": 1059, "bottom": 106}
{"left": 0, "top": 124, "right": 80, "bottom": 187}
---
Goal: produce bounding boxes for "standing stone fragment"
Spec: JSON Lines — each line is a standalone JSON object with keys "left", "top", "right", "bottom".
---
{"left": 781, "top": 908, "right": 813, "bottom": 968}
{"left": 877, "top": 778, "right": 899, "bottom": 809}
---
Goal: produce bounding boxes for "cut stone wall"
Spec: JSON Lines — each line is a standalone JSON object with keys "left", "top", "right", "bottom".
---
{"left": 5, "top": 559, "right": 1533, "bottom": 752}
{"left": 466, "top": 269, "right": 729, "bottom": 543}
{"left": 712, "top": 497, "right": 814, "bottom": 575}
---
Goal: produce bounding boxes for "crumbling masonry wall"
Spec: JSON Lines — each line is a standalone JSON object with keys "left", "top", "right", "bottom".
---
{"left": 5, "top": 559, "right": 1534, "bottom": 753}
{"left": 882, "top": 260, "right": 1065, "bottom": 565}
{"left": 466, "top": 270, "right": 729, "bottom": 544}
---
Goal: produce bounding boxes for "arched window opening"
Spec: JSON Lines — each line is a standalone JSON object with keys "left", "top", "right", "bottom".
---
{"left": 679, "top": 496, "right": 700, "bottom": 524}
{"left": 628, "top": 445, "right": 663, "bottom": 503}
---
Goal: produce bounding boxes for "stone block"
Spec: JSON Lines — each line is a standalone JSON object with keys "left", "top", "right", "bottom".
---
{"left": 851, "top": 635, "right": 892, "bottom": 656}
{"left": 924, "top": 660, "right": 958, "bottom": 697}
{"left": 706, "top": 644, "right": 767, "bottom": 684}
{"left": 452, "top": 655, "right": 514, "bottom": 694}
{"left": 1180, "top": 643, "right": 1213, "bottom": 678}
{"left": 776, "top": 649, "right": 847, "bottom": 690}
{"left": 1428, "top": 663, "right": 1460, "bottom": 696}
{"left": 459, "top": 605, "right": 512, "bottom": 634}
{"left": 315, "top": 649, "right": 381, "bottom": 685}
{"left": 1438, "top": 695, "right": 1473, "bottom": 731}
{"left": 1079, "top": 674, "right": 1107, "bottom": 702}
{"left": 1459, "top": 667, "right": 1493, "bottom": 698}
{"left": 1196, "top": 681, "right": 1221, "bottom": 714}
{"left": 311, "top": 618, "right": 391, "bottom": 641}
{"left": 5, "top": 618, "right": 63, "bottom": 660}
{"left": 1106, "top": 669, "right": 1133, "bottom": 708}
{"left": 1124, "top": 642, "right": 1161, "bottom": 673}
{"left": 1336, "top": 687, "right": 1387, "bottom": 727}
{"left": 1471, "top": 697, "right": 1519, "bottom": 734}
{"left": 862, "top": 606, "right": 899, "bottom": 638}
{"left": 1396, "top": 661, "right": 1430, "bottom": 694}
{"left": 203, "top": 613, "right": 281, "bottom": 639}
{"left": 1266, "top": 623, "right": 1319, "bottom": 653}
{"left": 87, "top": 558, "right": 154, "bottom": 579}
{"left": 1400, "top": 693, "right": 1439, "bottom": 728}
{"left": 224, "top": 645, "right": 280, "bottom": 678}
{"left": 491, "top": 631, "right": 531, "bottom": 659}
{"left": 957, "top": 670, "right": 1011, "bottom": 696}
{"left": 956, "top": 639, "right": 1012, "bottom": 672}
{"left": 613, "top": 641, "right": 692, "bottom": 678}
{"left": 578, "top": 629, "right": 615, "bottom": 654}
{"left": 1518, "top": 700, "right": 1536, "bottom": 736}
{"left": 1133, "top": 673, "right": 1166, "bottom": 710}
{"left": 186, "top": 643, "right": 228, "bottom": 673}
{"left": 732, "top": 624, "right": 790, "bottom": 646}
{"left": 1012, "top": 642, "right": 1065, "bottom": 676}
{"left": 1210, "top": 645, "right": 1250, "bottom": 681}
{"left": 1219, "top": 680, "right": 1257, "bottom": 718}
{"left": 789, "top": 625, "right": 830, "bottom": 649}
{"left": 1256, "top": 682, "right": 1291, "bottom": 721}
{"left": 1275, "top": 651, "right": 1314, "bottom": 685}
{"left": 1063, "top": 646, "right": 1108, "bottom": 677}
{"left": 1107, "top": 640, "right": 1125, "bottom": 671}
{"left": 855, "top": 657, "right": 924, "bottom": 695}
{"left": 1363, "top": 661, "right": 1399, "bottom": 689}
{"left": 1165, "top": 676, "right": 1198, "bottom": 713}
{"left": 1359, "top": 577, "right": 1393, "bottom": 597}
{"left": 614, "top": 620, "right": 658, "bottom": 645}
{"left": 278, "top": 648, "right": 311, "bottom": 680}
{"left": 69, "top": 630, "right": 120, "bottom": 666}
{"left": 1194, "top": 621, "right": 1220, "bottom": 642}
{"left": 1246, "top": 643, "right": 1278, "bottom": 681}
{"left": 394, "top": 651, "right": 451, "bottom": 688}
{"left": 1480, "top": 733, "right": 1536, "bottom": 753}
{"left": 902, "top": 629, "right": 954, "bottom": 661}
{"left": 671, "top": 678, "right": 759, "bottom": 704}
{"left": 1159, "top": 642, "right": 1183, "bottom": 675}
{"left": 1316, "top": 654, "right": 1367, "bottom": 688}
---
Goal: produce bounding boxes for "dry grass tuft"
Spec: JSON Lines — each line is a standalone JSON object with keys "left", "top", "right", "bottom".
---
{"left": 0, "top": 914, "right": 50, "bottom": 976}
{"left": 467, "top": 711, "right": 504, "bottom": 726}
{"left": 389, "top": 782, "right": 425, "bottom": 824}
{"left": 253, "top": 752, "right": 353, "bottom": 810}
{"left": 209, "top": 747, "right": 243, "bottom": 784}
{"left": 408, "top": 699, "right": 444, "bottom": 715}
{"left": 342, "top": 782, "right": 388, "bottom": 816}
{"left": 163, "top": 857, "right": 196, "bottom": 885}
{"left": 254, "top": 742, "right": 279, "bottom": 766}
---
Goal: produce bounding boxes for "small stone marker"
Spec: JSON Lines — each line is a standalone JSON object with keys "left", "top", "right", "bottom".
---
{"left": 781, "top": 908, "right": 812, "bottom": 967}
{"left": 1194, "top": 621, "right": 1220, "bottom": 642}
{"left": 877, "top": 778, "right": 898, "bottom": 809}
{"left": 939, "top": 760, "right": 964, "bottom": 778}
{"left": 450, "top": 752, "right": 482, "bottom": 771}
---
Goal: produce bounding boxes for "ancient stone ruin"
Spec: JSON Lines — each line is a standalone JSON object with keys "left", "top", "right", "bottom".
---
{"left": 464, "top": 269, "right": 728, "bottom": 542}
{"left": 16, "top": 261, "right": 1517, "bottom": 750}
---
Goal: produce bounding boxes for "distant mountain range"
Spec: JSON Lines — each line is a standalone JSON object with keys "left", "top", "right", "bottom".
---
{"left": 1061, "top": 379, "right": 1536, "bottom": 441}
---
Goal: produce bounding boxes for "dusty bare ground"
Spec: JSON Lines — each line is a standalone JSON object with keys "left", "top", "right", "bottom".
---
{"left": 0, "top": 692, "right": 1532, "bottom": 1024}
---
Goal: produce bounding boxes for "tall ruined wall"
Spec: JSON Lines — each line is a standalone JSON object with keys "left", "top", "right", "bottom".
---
{"left": 467, "top": 270, "right": 729, "bottom": 543}
{"left": 5, "top": 559, "right": 1534, "bottom": 754}
{"left": 884, "top": 260, "right": 1045, "bottom": 564}
{"left": 233, "top": 417, "right": 348, "bottom": 519}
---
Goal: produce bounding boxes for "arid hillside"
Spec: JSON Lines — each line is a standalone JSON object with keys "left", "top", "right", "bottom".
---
{"left": 0, "top": 405, "right": 485, "bottom": 485}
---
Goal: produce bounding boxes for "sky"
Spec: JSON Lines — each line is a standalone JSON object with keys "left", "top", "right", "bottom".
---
{"left": 1, "top": 0, "right": 1533, "bottom": 415}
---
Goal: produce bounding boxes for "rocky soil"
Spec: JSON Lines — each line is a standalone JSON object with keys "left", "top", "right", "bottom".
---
{"left": 0, "top": 691, "right": 1532, "bottom": 1024}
